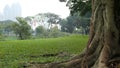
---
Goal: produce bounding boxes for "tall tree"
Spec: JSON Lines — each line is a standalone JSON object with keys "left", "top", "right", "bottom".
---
{"left": 81, "top": 0, "right": 120, "bottom": 67}
{"left": 59, "top": 19, "right": 68, "bottom": 32}
{"left": 61, "top": 15, "right": 76, "bottom": 33}
{"left": 57, "top": 0, "right": 120, "bottom": 68}
{"left": 12, "top": 17, "right": 31, "bottom": 40}
{"left": 45, "top": 13, "right": 61, "bottom": 29}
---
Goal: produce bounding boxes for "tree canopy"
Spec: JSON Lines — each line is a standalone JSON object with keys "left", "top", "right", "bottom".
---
{"left": 60, "top": 0, "right": 91, "bottom": 16}
{"left": 12, "top": 17, "right": 31, "bottom": 40}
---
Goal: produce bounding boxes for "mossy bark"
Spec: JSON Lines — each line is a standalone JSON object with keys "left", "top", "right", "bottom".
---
{"left": 81, "top": 0, "right": 120, "bottom": 68}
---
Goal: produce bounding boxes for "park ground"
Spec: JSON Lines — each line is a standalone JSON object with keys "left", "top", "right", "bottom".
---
{"left": 0, "top": 34, "right": 88, "bottom": 68}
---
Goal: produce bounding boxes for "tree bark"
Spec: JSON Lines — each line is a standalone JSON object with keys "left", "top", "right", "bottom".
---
{"left": 81, "top": 0, "right": 120, "bottom": 68}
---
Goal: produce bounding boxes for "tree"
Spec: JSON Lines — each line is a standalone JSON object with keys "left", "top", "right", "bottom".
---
{"left": 45, "top": 13, "right": 61, "bottom": 29}
{"left": 35, "top": 26, "right": 47, "bottom": 37}
{"left": 60, "top": 13, "right": 90, "bottom": 34}
{"left": 80, "top": 0, "right": 120, "bottom": 67}
{"left": 57, "top": 0, "right": 120, "bottom": 68}
{"left": 60, "top": 16, "right": 75, "bottom": 33}
{"left": 59, "top": 19, "right": 68, "bottom": 32}
{"left": 29, "top": 0, "right": 120, "bottom": 68}
{"left": 0, "top": 20, "right": 14, "bottom": 36}
{"left": 78, "top": 17, "right": 90, "bottom": 34}
{"left": 49, "top": 26, "right": 61, "bottom": 38}
{"left": 0, "top": 26, "right": 4, "bottom": 40}
{"left": 12, "top": 17, "right": 31, "bottom": 40}
{"left": 4, "top": 23, "right": 13, "bottom": 36}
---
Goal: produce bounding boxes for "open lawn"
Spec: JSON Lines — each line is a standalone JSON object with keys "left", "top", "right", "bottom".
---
{"left": 0, "top": 34, "right": 88, "bottom": 68}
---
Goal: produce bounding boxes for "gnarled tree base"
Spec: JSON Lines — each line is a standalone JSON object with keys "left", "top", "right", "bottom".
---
{"left": 25, "top": 50, "right": 120, "bottom": 68}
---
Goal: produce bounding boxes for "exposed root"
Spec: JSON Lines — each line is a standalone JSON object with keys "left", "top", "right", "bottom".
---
{"left": 24, "top": 58, "right": 82, "bottom": 68}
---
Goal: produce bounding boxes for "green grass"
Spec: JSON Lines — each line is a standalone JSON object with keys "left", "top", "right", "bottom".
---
{"left": 0, "top": 34, "right": 88, "bottom": 68}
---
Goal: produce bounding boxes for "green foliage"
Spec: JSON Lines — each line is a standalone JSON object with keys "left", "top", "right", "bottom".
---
{"left": 35, "top": 26, "right": 50, "bottom": 38}
{"left": 0, "top": 20, "right": 14, "bottom": 35}
{"left": 45, "top": 13, "right": 61, "bottom": 28}
{"left": 60, "top": 13, "right": 90, "bottom": 34}
{"left": 59, "top": 0, "right": 91, "bottom": 34}
{"left": 66, "top": 0, "right": 91, "bottom": 16}
{"left": 35, "top": 26, "right": 45, "bottom": 35}
{"left": 12, "top": 17, "right": 32, "bottom": 40}
{"left": 35, "top": 26, "right": 70, "bottom": 38}
{"left": 0, "top": 20, "right": 15, "bottom": 40}
{"left": 49, "top": 26, "right": 61, "bottom": 38}
{"left": 60, "top": 15, "right": 76, "bottom": 33}
{"left": 0, "top": 35, "right": 88, "bottom": 68}
{"left": 0, "top": 34, "right": 4, "bottom": 41}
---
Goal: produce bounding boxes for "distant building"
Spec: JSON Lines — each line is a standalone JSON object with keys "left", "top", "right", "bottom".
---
{"left": 0, "top": 2, "right": 21, "bottom": 21}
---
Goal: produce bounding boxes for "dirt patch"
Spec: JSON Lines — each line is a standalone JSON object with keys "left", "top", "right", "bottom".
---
{"left": 23, "top": 52, "right": 74, "bottom": 68}
{"left": 29, "top": 52, "right": 71, "bottom": 58}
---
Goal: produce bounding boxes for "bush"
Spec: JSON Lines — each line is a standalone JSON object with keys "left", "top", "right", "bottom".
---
{"left": 34, "top": 25, "right": 71, "bottom": 39}
{"left": 0, "top": 34, "right": 5, "bottom": 41}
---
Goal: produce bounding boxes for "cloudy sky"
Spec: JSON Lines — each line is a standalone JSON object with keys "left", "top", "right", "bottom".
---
{"left": 0, "top": 0, "right": 70, "bottom": 18}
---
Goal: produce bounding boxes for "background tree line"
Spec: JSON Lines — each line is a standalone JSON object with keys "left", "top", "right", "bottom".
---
{"left": 0, "top": 12, "right": 90, "bottom": 40}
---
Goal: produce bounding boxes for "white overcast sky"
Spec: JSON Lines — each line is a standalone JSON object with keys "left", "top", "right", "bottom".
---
{"left": 0, "top": 0, "right": 70, "bottom": 18}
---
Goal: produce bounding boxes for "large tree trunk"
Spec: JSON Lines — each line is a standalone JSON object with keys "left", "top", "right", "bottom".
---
{"left": 81, "top": 0, "right": 120, "bottom": 68}
{"left": 27, "top": 0, "right": 120, "bottom": 68}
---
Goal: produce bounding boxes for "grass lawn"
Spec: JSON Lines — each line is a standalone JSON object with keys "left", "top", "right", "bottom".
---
{"left": 0, "top": 34, "right": 88, "bottom": 68}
